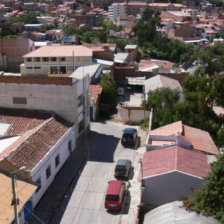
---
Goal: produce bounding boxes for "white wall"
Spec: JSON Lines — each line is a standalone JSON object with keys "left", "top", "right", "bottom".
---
{"left": 31, "top": 125, "right": 76, "bottom": 207}
{"left": 117, "top": 106, "right": 150, "bottom": 124}
{"left": 0, "top": 82, "right": 77, "bottom": 123}
{"left": 143, "top": 171, "right": 204, "bottom": 206}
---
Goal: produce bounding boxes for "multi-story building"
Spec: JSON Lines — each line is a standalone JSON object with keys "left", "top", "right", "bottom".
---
{"left": 0, "top": 74, "right": 90, "bottom": 223}
{"left": 108, "top": 3, "right": 126, "bottom": 21}
{"left": 0, "top": 38, "right": 35, "bottom": 72}
{"left": 21, "top": 45, "right": 94, "bottom": 77}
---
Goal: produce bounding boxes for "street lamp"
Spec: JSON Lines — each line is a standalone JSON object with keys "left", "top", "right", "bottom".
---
{"left": 11, "top": 166, "right": 26, "bottom": 224}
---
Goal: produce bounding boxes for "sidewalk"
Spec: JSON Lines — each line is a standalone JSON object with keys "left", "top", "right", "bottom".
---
{"left": 28, "top": 134, "right": 88, "bottom": 224}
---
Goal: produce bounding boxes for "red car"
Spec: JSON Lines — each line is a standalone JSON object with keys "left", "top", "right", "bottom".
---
{"left": 105, "top": 180, "right": 126, "bottom": 211}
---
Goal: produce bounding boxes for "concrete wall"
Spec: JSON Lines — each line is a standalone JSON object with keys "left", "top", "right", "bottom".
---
{"left": 117, "top": 104, "right": 150, "bottom": 124}
{"left": 0, "top": 82, "right": 78, "bottom": 123}
{"left": 143, "top": 171, "right": 204, "bottom": 206}
{"left": 31, "top": 125, "right": 76, "bottom": 207}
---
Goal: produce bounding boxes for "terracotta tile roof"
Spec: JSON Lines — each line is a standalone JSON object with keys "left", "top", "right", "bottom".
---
{"left": 150, "top": 121, "right": 219, "bottom": 155}
{"left": 7, "top": 116, "right": 71, "bottom": 171}
{"left": 23, "top": 45, "right": 93, "bottom": 58}
{"left": 141, "top": 145, "right": 211, "bottom": 179}
{"left": 0, "top": 172, "right": 37, "bottom": 223}
{"left": 0, "top": 108, "right": 51, "bottom": 136}
{"left": 183, "top": 124, "right": 218, "bottom": 155}
{"left": 0, "top": 108, "right": 72, "bottom": 171}
{"left": 89, "top": 84, "right": 103, "bottom": 103}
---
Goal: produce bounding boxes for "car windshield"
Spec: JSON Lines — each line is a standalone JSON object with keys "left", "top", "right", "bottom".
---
{"left": 106, "top": 195, "right": 119, "bottom": 201}
{"left": 123, "top": 133, "right": 133, "bottom": 139}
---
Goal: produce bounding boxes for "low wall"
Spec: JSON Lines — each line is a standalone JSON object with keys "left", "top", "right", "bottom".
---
{"left": 117, "top": 104, "right": 150, "bottom": 124}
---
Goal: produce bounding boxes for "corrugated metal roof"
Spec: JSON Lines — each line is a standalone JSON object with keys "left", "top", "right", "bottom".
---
{"left": 144, "top": 201, "right": 220, "bottom": 224}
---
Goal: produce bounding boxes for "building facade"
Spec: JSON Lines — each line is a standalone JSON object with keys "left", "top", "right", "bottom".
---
{"left": 21, "top": 45, "right": 94, "bottom": 77}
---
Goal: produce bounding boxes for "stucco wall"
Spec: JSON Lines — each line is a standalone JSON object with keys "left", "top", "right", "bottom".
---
{"left": 143, "top": 171, "right": 204, "bottom": 206}
{"left": 31, "top": 125, "right": 76, "bottom": 207}
{"left": 117, "top": 105, "right": 150, "bottom": 124}
{"left": 0, "top": 82, "right": 77, "bottom": 123}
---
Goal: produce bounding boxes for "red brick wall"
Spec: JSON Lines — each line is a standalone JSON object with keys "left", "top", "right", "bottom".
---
{"left": 0, "top": 38, "right": 31, "bottom": 56}
{"left": 0, "top": 76, "right": 73, "bottom": 85}
{"left": 93, "top": 50, "right": 115, "bottom": 61}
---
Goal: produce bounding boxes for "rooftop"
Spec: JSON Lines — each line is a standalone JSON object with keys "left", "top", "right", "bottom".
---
{"left": 70, "top": 64, "right": 102, "bottom": 79}
{"left": 144, "top": 201, "right": 220, "bottom": 224}
{"left": 0, "top": 108, "right": 72, "bottom": 172}
{"left": 23, "top": 45, "right": 93, "bottom": 58}
{"left": 145, "top": 75, "right": 182, "bottom": 92}
{"left": 89, "top": 85, "right": 103, "bottom": 103}
{"left": 141, "top": 145, "right": 211, "bottom": 179}
{"left": 149, "top": 121, "right": 219, "bottom": 155}
{"left": 0, "top": 172, "right": 37, "bottom": 223}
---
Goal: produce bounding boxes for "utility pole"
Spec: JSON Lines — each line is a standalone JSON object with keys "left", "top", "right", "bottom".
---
{"left": 11, "top": 166, "right": 26, "bottom": 224}
{"left": 12, "top": 173, "right": 19, "bottom": 224}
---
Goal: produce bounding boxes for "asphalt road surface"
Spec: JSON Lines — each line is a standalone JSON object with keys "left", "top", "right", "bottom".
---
{"left": 57, "top": 122, "right": 142, "bottom": 224}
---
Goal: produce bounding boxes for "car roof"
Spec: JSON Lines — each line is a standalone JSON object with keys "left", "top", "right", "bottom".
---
{"left": 123, "top": 128, "right": 136, "bottom": 134}
{"left": 106, "top": 180, "right": 124, "bottom": 195}
{"left": 117, "top": 159, "right": 131, "bottom": 166}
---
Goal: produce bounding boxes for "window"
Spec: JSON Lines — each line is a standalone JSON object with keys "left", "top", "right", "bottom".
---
{"left": 68, "top": 140, "right": 72, "bottom": 154}
{"left": 13, "top": 97, "right": 27, "bottom": 104}
{"left": 35, "top": 178, "right": 41, "bottom": 193}
{"left": 67, "top": 66, "right": 74, "bottom": 71}
{"left": 34, "top": 57, "right": 40, "bottom": 62}
{"left": 26, "top": 67, "right": 33, "bottom": 70}
{"left": 42, "top": 57, "right": 49, "bottom": 62}
{"left": 50, "top": 57, "right": 57, "bottom": 62}
{"left": 55, "top": 154, "right": 60, "bottom": 167}
{"left": 26, "top": 58, "right": 32, "bottom": 62}
{"left": 60, "top": 57, "right": 66, "bottom": 62}
{"left": 78, "top": 95, "right": 83, "bottom": 107}
{"left": 67, "top": 57, "right": 73, "bottom": 61}
{"left": 46, "top": 166, "right": 51, "bottom": 179}
{"left": 50, "top": 66, "right": 58, "bottom": 74}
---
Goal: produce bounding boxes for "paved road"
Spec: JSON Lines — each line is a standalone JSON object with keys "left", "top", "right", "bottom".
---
{"left": 58, "top": 122, "right": 142, "bottom": 224}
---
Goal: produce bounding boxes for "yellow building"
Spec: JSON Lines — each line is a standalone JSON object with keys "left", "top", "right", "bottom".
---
{"left": 21, "top": 45, "right": 94, "bottom": 77}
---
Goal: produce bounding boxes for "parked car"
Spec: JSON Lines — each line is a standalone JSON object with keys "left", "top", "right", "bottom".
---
{"left": 114, "top": 159, "right": 132, "bottom": 180}
{"left": 121, "top": 128, "right": 137, "bottom": 147}
{"left": 105, "top": 180, "right": 126, "bottom": 211}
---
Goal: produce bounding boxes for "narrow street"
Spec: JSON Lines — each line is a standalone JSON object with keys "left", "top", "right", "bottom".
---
{"left": 53, "top": 122, "right": 144, "bottom": 224}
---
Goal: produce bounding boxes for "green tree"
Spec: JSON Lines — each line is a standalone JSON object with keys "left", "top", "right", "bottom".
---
{"left": 143, "top": 45, "right": 224, "bottom": 147}
{"left": 103, "top": 0, "right": 113, "bottom": 10}
{"left": 81, "top": 31, "right": 91, "bottom": 43}
{"left": 44, "top": 24, "right": 54, "bottom": 31}
{"left": 183, "top": 154, "right": 224, "bottom": 223}
{"left": 144, "top": 88, "right": 180, "bottom": 127}
{"left": 11, "top": 13, "right": 40, "bottom": 24}
{"left": 133, "top": 7, "right": 160, "bottom": 45}
{"left": 63, "top": 27, "right": 77, "bottom": 36}
{"left": 99, "top": 74, "right": 117, "bottom": 105}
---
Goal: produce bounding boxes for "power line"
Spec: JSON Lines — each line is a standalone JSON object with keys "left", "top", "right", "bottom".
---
{"left": 17, "top": 196, "right": 45, "bottom": 224}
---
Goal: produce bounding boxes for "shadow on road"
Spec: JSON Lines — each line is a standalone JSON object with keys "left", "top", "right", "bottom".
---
{"left": 88, "top": 130, "right": 120, "bottom": 163}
